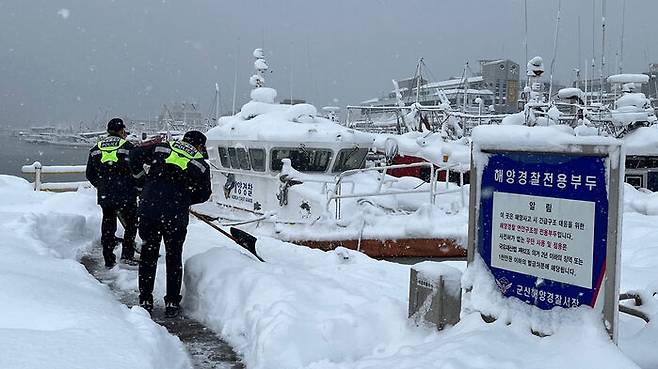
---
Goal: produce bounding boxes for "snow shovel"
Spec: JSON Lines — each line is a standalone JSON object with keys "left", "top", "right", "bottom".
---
{"left": 189, "top": 209, "right": 264, "bottom": 262}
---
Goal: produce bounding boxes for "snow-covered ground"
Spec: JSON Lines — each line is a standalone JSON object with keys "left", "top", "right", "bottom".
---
{"left": 3, "top": 174, "right": 658, "bottom": 368}
{"left": 0, "top": 175, "right": 191, "bottom": 369}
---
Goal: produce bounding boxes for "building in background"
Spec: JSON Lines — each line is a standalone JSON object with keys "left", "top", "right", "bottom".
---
{"left": 360, "top": 58, "right": 520, "bottom": 114}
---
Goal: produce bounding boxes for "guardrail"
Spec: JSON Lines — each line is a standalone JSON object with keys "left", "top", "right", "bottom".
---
{"left": 329, "top": 161, "right": 466, "bottom": 220}
{"left": 21, "top": 161, "right": 90, "bottom": 192}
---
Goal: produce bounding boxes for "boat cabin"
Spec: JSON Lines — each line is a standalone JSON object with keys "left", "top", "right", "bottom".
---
{"left": 205, "top": 103, "right": 374, "bottom": 222}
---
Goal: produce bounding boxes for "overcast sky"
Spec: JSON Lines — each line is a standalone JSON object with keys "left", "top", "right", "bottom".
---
{"left": 1, "top": 0, "right": 657, "bottom": 128}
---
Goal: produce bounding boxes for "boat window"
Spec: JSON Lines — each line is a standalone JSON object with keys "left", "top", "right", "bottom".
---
{"left": 218, "top": 147, "right": 231, "bottom": 168}
{"left": 236, "top": 148, "right": 251, "bottom": 170}
{"left": 249, "top": 148, "right": 266, "bottom": 172}
{"left": 332, "top": 148, "right": 369, "bottom": 172}
{"left": 227, "top": 147, "right": 240, "bottom": 169}
{"left": 270, "top": 148, "right": 333, "bottom": 172}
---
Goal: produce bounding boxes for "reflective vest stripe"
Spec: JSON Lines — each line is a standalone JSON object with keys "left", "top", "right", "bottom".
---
{"left": 163, "top": 141, "right": 203, "bottom": 171}
{"left": 98, "top": 138, "right": 127, "bottom": 164}
{"left": 155, "top": 146, "right": 171, "bottom": 154}
{"left": 190, "top": 159, "right": 206, "bottom": 173}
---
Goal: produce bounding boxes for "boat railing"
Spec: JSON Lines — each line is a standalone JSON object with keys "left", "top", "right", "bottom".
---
{"left": 329, "top": 161, "right": 466, "bottom": 220}
{"left": 345, "top": 104, "right": 506, "bottom": 135}
{"left": 21, "top": 162, "right": 90, "bottom": 192}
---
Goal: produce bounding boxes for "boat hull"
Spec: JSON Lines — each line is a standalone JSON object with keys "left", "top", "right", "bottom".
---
{"left": 282, "top": 238, "right": 466, "bottom": 258}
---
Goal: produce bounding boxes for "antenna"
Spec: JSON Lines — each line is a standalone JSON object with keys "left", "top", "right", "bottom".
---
{"left": 584, "top": 60, "right": 589, "bottom": 105}
{"left": 415, "top": 58, "right": 423, "bottom": 104}
{"left": 548, "top": 0, "right": 561, "bottom": 101}
{"left": 461, "top": 62, "right": 469, "bottom": 114}
{"left": 578, "top": 16, "right": 582, "bottom": 88}
{"left": 619, "top": 0, "right": 626, "bottom": 74}
{"left": 232, "top": 41, "right": 240, "bottom": 115}
{"left": 214, "top": 82, "right": 220, "bottom": 124}
{"left": 306, "top": 38, "right": 317, "bottom": 106}
{"left": 599, "top": 0, "right": 606, "bottom": 104}
{"left": 523, "top": 0, "right": 528, "bottom": 79}
{"left": 591, "top": 0, "right": 596, "bottom": 99}
{"left": 289, "top": 41, "right": 294, "bottom": 104}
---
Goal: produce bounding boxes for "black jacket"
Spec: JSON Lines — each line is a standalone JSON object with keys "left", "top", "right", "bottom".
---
{"left": 131, "top": 140, "right": 211, "bottom": 224}
{"left": 86, "top": 135, "right": 138, "bottom": 206}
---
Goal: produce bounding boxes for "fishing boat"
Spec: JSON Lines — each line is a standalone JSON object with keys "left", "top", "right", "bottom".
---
{"left": 18, "top": 127, "right": 96, "bottom": 148}
{"left": 197, "top": 49, "right": 469, "bottom": 259}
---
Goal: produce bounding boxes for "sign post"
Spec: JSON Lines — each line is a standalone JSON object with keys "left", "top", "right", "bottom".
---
{"left": 468, "top": 133, "right": 624, "bottom": 343}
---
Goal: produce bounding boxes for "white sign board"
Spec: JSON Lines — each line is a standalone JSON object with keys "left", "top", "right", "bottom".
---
{"left": 491, "top": 192, "right": 594, "bottom": 289}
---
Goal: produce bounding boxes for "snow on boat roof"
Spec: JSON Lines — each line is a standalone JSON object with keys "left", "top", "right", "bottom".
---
{"left": 373, "top": 131, "right": 471, "bottom": 169}
{"left": 472, "top": 125, "right": 621, "bottom": 152}
{"left": 623, "top": 126, "right": 658, "bottom": 156}
{"left": 557, "top": 87, "right": 584, "bottom": 100}
{"left": 207, "top": 101, "right": 374, "bottom": 145}
{"left": 607, "top": 74, "right": 650, "bottom": 84}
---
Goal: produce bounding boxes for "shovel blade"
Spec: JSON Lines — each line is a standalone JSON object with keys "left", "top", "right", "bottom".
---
{"left": 230, "top": 227, "right": 264, "bottom": 262}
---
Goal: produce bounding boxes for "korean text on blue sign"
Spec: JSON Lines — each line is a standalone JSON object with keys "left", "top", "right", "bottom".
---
{"left": 478, "top": 151, "right": 608, "bottom": 310}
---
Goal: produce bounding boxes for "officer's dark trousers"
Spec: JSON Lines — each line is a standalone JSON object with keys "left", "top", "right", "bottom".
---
{"left": 101, "top": 200, "right": 138, "bottom": 265}
{"left": 138, "top": 216, "right": 187, "bottom": 305}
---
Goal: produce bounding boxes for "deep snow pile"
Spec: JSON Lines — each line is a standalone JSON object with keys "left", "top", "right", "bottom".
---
{"left": 181, "top": 235, "right": 639, "bottom": 369}
{"left": 3, "top": 173, "right": 658, "bottom": 368}
{"left": 0, "top": 175, "right": 191, "bottom": 369}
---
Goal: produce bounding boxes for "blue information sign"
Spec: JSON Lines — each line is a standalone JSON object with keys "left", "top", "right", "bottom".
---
{"left": 478, "top": 151, "right": 608, "bottom": 310}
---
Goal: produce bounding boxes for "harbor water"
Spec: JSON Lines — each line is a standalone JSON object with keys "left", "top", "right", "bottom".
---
{"left": 0, "top": 133, "right": 90, "bottom": 182}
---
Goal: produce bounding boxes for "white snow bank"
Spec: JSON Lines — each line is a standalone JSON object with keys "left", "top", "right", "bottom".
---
{"left": 0, "top": 175, "right": 191, "bottom": 369}
{"left": 623, "top": 183, "right": 658, "bottom": 215}
{"left": 623, "top": 126, "right": 658, "bottom": 155}
{"left": 501, "top": 111, "right": 526, "bottom": 125}
{"left": 184, "top": 243, "right": 420, "bottom": 369}
{"left": 183, "top": 232, "right": 639, "bottom": 369}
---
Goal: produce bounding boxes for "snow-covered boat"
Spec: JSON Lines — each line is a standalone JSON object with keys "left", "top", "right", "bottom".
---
{"left": 18, "top": 126, "right": 96, "bottom": 148}
{"left": 198, "top": 49, "right": 469, "bottom": 259}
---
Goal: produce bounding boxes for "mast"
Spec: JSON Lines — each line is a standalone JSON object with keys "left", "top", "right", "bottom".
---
{"left": 289, "top": 41, "right": 294, "bottom": 104}
{"left": 548, "top": 0, "right": 561, "bottom": 102}
{"left": 584, "top": 61, "right": 589, "bottom": 105}
{"left": 619, "top": 0, "right": 626, "bottom": 74}
{"left": 415, "top": 58, "right": 422, "bottom": 104}
{"left": 577, "top": 16, "right": 581, "bottom": 89}
{"left": 599, "top": 0, "right": 606, "bottom": 104}
{"left": 232, "top": 41, "right": 240, "bottom": 115}
{"left": 524, "top": 0, "right": 528, "bottom": 79}
{"left": 462, "top": 62, "right": 469, "bottom": 114}
{"left": 214, "top": 83, "right": 220, "bottom": 125}
{"left": 591, "top": 0, "right": 596, "bottom": 103}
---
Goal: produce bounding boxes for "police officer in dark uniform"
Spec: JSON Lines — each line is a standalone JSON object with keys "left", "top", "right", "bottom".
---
{"left": 131, "top": 130, "right": 211, "bottom": 317}
{"left": 86, "top": 118, "right": 140, "bottom": 268}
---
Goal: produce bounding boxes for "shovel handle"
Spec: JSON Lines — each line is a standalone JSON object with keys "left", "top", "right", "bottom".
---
{"left": 189, "top": 209, "right": 237, "bottom": 242}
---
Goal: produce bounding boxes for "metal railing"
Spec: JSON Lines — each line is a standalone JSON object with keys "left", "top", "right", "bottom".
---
{"left": 328, "top": 161, "right": 466, "bottom": 220}
{"left": 21, "top": 161, "right": 90, "bottom": 192}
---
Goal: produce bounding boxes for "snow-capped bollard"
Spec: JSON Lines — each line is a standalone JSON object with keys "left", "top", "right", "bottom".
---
{"left": 408, "top": 262, "right": 462, "bottom": 330}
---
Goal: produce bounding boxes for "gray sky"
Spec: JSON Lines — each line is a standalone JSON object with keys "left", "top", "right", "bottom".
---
{"left": 1, "top": 0, "right": 657, "bottom": 128}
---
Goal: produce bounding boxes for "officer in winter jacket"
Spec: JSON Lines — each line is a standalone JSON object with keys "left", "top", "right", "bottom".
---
{"left": 86, "top": 118, "right": 140, "bottom": 268}
{"left": 130, "top": 130, "right": 211, "bottom": 317}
